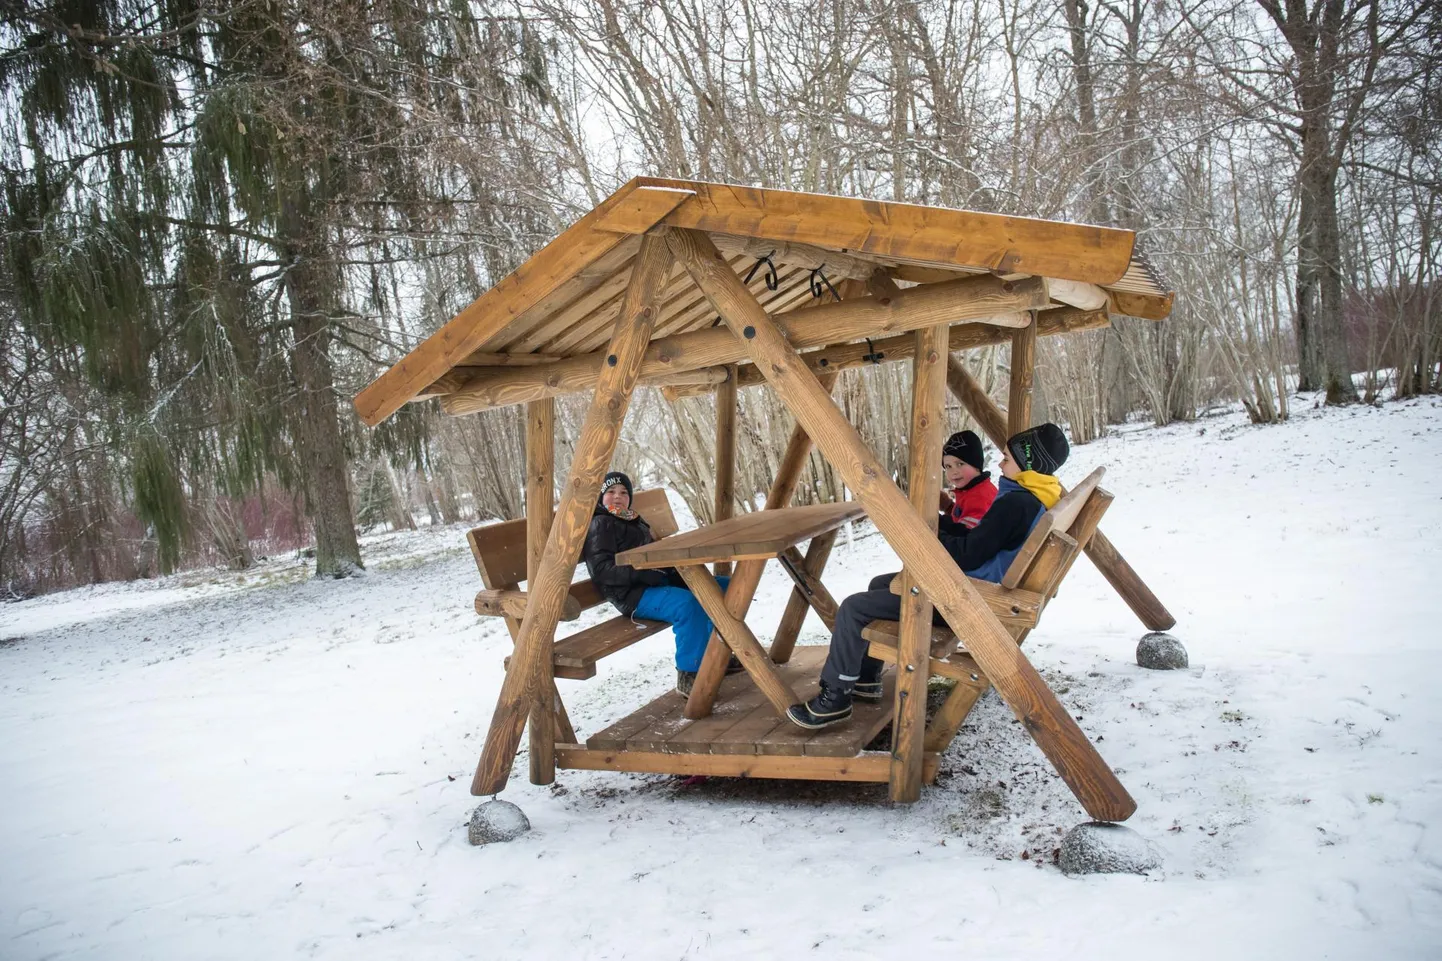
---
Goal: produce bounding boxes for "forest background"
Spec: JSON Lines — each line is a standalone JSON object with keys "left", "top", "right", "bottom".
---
{"left": 0, "top": 0, "right": 1436, "bottom": 595}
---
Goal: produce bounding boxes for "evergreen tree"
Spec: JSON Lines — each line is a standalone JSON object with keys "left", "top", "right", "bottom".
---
{"left": 1, "top": 0, "right": 564, "bottom": 576}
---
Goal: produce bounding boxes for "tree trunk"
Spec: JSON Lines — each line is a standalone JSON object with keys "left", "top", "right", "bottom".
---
{"left": 284, "top": 229, "right": 364, "bottom": 577}
{"left": 1271, "top": 0, "right": 1359, "bottom": 403}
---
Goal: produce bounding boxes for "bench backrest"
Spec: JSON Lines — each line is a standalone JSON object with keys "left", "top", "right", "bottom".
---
{"left": 999, "top": 466, "right": 1107, "bottom": 590}
{"left": 466, "top": 489, "right": 680, "bottom": 598}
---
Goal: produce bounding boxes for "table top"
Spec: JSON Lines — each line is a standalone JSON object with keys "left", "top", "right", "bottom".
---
{"left": 618, "top": 501, "right": 866, "bottom": 569}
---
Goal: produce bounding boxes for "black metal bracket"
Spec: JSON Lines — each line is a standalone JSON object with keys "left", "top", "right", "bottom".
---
{"left": 744, "top": 252, "right": 780, "bottom": 291}
{"left": 862, "top": 338, "right": 885, "bottom": 364}
{"left": 809, "top": 264, "right": 841, "bottom": 301}
{"left": 776, "top": 551, "right": 815, "bottom": 598}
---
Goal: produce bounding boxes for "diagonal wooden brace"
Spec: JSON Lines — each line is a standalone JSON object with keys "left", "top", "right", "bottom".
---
{"left": 769, "top": 531, "right": 839, "bottom": 663}
{"left": 946, "top": 355, "right": 1176, "bottom": 631}
{"left": 775, "top": 542, "right": 841, "bottom": 630}
{"left": 471, "top": 233, "right": 676, "bottom": 796}
{"left": 682, "top": 371, "right": 840, "bottom": 719}
{"left": 676, "top": 565, "right": 799, "bottom": 718}
{"left": 671, "top": 227, "right": 1136, "bottom": 822}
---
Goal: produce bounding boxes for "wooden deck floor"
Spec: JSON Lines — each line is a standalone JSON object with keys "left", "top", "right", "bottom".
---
{"left": 586, "top": 646, "right": 897, "bottom": 758}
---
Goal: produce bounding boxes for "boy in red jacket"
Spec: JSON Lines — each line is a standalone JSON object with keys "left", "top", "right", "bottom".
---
{"left": 940, "top": 430, "right": 997, "bottom": 530}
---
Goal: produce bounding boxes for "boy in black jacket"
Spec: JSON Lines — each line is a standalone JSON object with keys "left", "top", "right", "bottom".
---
{"left": 583, "top": 471, "right": 736, "bottom": 694}
{"left": 786, "top": 424, "right": 1070, "bottom": 730}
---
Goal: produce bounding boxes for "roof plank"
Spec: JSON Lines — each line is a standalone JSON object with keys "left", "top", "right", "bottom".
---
{"left": 353, "top": 182, "right": 694, "bottom": 426}
{"left": 638, "top": 178, "right": 1135, "bottom": 286}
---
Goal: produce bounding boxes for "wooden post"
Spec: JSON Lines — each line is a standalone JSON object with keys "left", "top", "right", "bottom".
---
{"left": 1008, "top": 315, "right": 1037, "bottom": 435}
{"left": 891, "top": 321, "right": 948, "bottom": 802}
{"left": 672, "top": 227, "right": 1135, "bottom": 821}
{"left": 471, "top": 233, "right": 675, "bottom": 797}
{"left": 946, "top": 354, "right": 1175, "bottom": 630}
{"left": 525, "top": 397, "right": 557, "bottom": 785}
{"left": 713, "top": 366, "right": 738, "bottom": 576}
{"left": 682, "top": 372, "right": 839, "bottom": 719}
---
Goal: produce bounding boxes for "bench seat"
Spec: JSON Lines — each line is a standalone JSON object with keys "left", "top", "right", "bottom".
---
{"left": 507, "top": 615, "right": 671, "bottom": 680}
{"left": 473, "top": 488, "right": 680, "bottom": 680}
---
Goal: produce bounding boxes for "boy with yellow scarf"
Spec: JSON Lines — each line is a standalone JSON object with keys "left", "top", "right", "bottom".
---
{"left": 787, "top": 423, "right": 1070, "bottom": 730}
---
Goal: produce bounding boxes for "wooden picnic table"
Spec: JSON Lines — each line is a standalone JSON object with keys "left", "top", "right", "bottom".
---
{"left": 617, "top": 501, "right": 865, "bottom": 720}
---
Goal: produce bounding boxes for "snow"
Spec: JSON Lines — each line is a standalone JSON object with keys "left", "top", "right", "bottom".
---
{"left": 3, "top": 394, "right": 1441, "bottom": 959}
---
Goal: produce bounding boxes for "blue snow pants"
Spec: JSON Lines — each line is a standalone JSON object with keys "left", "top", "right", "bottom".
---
{"left": 632, "top": 576, "right": 731, "bottom": 672}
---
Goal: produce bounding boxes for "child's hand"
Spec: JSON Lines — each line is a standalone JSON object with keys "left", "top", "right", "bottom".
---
{"left": 938, "top": 490, "right": 954, "bottom": 512}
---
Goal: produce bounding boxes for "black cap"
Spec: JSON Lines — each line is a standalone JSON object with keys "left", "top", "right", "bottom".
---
{"left": 1006, "top": 423, "right": 1069, "bottom": 474}
{"left": 942, "top": 430, "right": 985, "bottom": 471}
{"left": 599, "top": 471, "right": 633, "bottom": 506}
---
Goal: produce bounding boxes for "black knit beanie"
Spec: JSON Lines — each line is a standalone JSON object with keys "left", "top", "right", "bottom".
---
{"left": 599, "top": 471, "right": 634, "bottom": 506}
{"left": 942, "top": 430, "right": 985, "bottom": 472}
{"left": 1006, "top": 423, "right": 1069, "bottom": 474}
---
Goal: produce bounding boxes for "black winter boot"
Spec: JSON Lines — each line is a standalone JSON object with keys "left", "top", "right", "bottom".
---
{"left": 852, "top": 656, "right": 887, "bottom": 703}
{"left": 676, "top": 670, "right": 698, "bottom": 695}
{"left": 786, "top": 681, "right": 854, "bottom": 730}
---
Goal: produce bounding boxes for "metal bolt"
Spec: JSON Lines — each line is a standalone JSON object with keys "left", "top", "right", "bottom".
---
{"left": 606, "top": 354, "right": 617, "bottom": 367}
{"left": 819, "top": 358, "right": 829, "bottom": 367}
{"left": 909, "top": 586, "right": 919, "bottom": 595}
{"left": 970, "top": 673, "right": 979, "bottom": 681}
{"left": 905, "top": 664, "right": 915, "bottom": 673}
{"left": 743, "top": 325, "right": 755, "bottom": 339}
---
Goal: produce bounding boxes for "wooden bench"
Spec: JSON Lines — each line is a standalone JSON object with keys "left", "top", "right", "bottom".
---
{"left": 468, "top": 488, "right": 681, "bottom": 680}
{"left": 862, "top": 466, "right": 1114, "bottom": 752}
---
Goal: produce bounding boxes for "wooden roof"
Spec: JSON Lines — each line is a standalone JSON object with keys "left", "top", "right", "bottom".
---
{"left": 355, "top": 178, "right": 1174, "bottom": 426}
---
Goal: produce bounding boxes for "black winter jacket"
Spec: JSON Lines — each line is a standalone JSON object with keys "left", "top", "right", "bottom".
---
{"left": 934, "top": 480, "right": 1045, "bottom": 575}
{"left": 583, "top": 505, "right": 683, "bottom": 615}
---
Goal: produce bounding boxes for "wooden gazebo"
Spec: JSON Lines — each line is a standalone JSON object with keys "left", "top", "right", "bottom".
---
{"left": 355, "top": 178, "right": 1176, "bottom": 820}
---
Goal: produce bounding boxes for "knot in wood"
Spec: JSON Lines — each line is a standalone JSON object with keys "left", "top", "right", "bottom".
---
{"left": 879, "top": 297, "right": 892, "bottom": 307}
{"left": 925, "top": 350, "right": 939, "bottom": 363}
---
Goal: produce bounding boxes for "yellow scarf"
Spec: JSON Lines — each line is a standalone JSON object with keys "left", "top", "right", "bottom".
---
{"left": 1014, "top": 470, "right": 1062, "bottom": 509}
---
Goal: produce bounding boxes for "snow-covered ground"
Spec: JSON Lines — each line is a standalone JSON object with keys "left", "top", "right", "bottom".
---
{"left": 3, "top": 395, "right": 1441, "bottom": 960}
